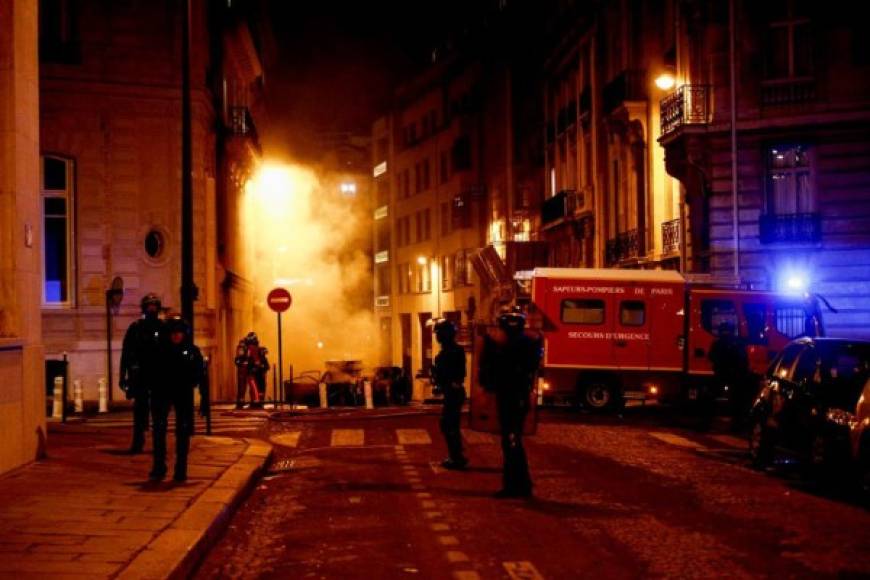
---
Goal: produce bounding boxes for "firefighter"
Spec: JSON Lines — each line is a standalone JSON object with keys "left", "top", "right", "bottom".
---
{"left": 244, "top": 332, "right": 270, "bottom": 408}
{"left": 119, "top": 293, "right": 164, "bottom": 454}
{"left": 709, "top": 321, "right": 751, "bottom": 430}
{"left": 149, "top": 315, "right": 207, "bottom": 482}
{"left": 479, "top": 308, "right": 542, "bottom": 498}
{"left": 432, "top": 319, "right": 468, "bottom": 470}
{"left": 234, "top": 340, "right": 249, "bottom": 409}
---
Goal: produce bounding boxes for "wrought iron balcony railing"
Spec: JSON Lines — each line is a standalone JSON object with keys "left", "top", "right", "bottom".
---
{"left": 761, "top": 78, "right": 816, "bottom": 106}
{"left": 229, "top": 106, "right": 261, "bottom": 152}
{"left": 660, "top": 85, "right": 710, "bottom": 136}
{"left": 661, "top": 218, "right": 681, "bottom": 256}
{"left": 759, "top": 212, "right": 821, "bottom": 244}
{"left": 605, "top": 229, "right": 640, "bottom": 265}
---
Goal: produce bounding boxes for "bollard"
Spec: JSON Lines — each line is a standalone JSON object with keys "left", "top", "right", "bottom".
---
{"left": 52, "top": 376, "right": 64, "bottom": 419}
{"left": 537, "top": 388, "right": 543, "bottom": 407}
{"left": 363, "top": 380, "right": 374, "bottom": 410}
{"left": 319, "top": 382, "right": 328, "bottom": 408}
{"left": 73, "top": 380, "right": 84, "bottom": 413}
{"left": 98, "top": 378, "right": 109, "bottom": 413}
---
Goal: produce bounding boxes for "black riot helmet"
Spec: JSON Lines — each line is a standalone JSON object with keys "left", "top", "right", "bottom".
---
{"left": 244, "top": 332, "right": 259, "bottom": 346}
{"left": 433, "top": 318, "right": 457, "bottom": 344}
{"left": 140, "top": 293, "right": 162, "bottom": 317}
{"left": 166, "top": 314, "right": 191, "bottom": 344}
{"left": 497, "top": 306, "right": 526, "bottom": 335}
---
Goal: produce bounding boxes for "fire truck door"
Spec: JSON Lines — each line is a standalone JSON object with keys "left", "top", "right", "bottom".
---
{"left": 614, "top": 298, "right": 650, "bottom": 370}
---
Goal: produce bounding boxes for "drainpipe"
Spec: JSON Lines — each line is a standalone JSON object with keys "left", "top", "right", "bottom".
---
{"left": 729, "top": 0, "right": 740, "bottom": 282}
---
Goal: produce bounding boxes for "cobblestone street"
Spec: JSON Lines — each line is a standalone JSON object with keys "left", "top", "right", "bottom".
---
{"left": 196, "top": 408, "right": 870, "bottom": 579}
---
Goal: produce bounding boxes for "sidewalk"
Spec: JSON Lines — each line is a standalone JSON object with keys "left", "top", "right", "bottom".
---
{"left": 0, "top": 421, "right": 271, "bottom": 579}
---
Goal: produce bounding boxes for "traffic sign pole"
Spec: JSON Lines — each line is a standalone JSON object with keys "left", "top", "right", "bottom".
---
{"left": 277, "top": 310, "right": 283, "bottom": 408}
{"left": 266, "top": 288, "right": 292, "bottom": 410}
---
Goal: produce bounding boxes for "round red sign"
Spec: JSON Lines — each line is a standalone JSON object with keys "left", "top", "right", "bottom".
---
{"left": 266, "top": 288, "right": 292, "bottom": 313}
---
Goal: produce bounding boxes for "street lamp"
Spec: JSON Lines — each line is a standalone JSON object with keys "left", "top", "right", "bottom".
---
{"left": 655, "top": 70, "right": 676, "bottom": 91}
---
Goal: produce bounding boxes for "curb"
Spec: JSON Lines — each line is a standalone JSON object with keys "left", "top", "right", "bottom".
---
{"left": 116, "top": 438, "right": 273, "bottom": 580}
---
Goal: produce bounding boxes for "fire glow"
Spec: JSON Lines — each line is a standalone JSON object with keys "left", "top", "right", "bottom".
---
{"left": 242, "top": 161, "right": 376, "bottom": 376}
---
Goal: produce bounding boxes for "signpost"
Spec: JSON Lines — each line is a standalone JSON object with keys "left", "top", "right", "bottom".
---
{"left": 266, "top": 288, "right": 292, "bottom": 408}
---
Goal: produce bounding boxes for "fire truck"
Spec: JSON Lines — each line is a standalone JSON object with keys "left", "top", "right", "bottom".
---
{"left": 528, "top": 268, "right": 825, "bottom": 411}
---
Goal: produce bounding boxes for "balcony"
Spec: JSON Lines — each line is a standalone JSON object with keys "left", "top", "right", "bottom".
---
{"left": 761, "top": 78, "right": 816, "bottom": 107}
{"left": 605, "top": 229, "right": 640, "bottom": 265}
{"left": 759, "top": 212, "right": 821, "bottom": 244}
{"left": 661, "top": 218, "right": 681, "bottom": 256}
{"left": 229, "top": 106, "right": 261, "bottom": 153}
{"left": 541, "top": 190, "right": 570, "bottom": 226}
{"left": 660, "top": 85, "right": 710, "bottom": 137}
{"left": 602, "top": 70, "right": 647, "bottom": 115}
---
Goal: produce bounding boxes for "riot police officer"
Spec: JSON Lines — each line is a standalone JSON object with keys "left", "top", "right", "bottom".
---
{"left": 479, "top": 308, "right": 542, "bottom": 498}
{"left": 119, "top": 293, "right": 164, "bottom": 454}
{"left": 709, "top": 321, "right": 751, "bottom": 430}
{"left": 234, "top": 340, "right": 249, "bottom": 409}
{"left": 432, "top": 319, "right": 468, "bottom": 470}
{"left": 244, "top": 333, "right": 269, "bottom": 408}
{"left": 149, "top": 315, "right": 208, "bottom": 482}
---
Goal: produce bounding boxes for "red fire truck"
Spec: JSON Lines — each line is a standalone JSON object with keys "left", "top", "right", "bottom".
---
{"left": 530, "top": 268, "right": 825, "bottom": 410}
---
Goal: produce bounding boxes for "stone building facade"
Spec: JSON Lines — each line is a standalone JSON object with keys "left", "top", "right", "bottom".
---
{"left": 659, "top": 0, "right": 870, "bottom": 337}
{"left": 0, "top": 0, "right": 45, "bottom": 474}
{"left": 38, "top": 0, "right": 266, "bottom": 403}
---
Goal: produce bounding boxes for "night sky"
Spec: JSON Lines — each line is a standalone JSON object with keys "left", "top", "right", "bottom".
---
{"left": 262, "top": 0, "right": 474, "bottom": 161}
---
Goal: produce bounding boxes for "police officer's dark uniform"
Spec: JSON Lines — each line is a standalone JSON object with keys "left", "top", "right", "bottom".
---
{"left": 244, "top": 333, "right": 270, "bottom": 407}
{"left": 234, "top": 340, "right": 249, "bottom": 409}
{"left": 432, "top": 319, "right": 468, "bottom": 470}
{"left": 479, "top": 309, "right": 542, "bottom": 498}
{"left": 119, "top": 294, "right": 164, "bottom": 454}
{"left": 150, "top": 316, "right": 207, "bottom": 482}
{"left": 709, "top": 321, "right": 751, "bottom": 429}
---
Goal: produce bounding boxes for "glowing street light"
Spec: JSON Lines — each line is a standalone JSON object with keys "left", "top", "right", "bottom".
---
{"left": 417, "top": 255, "right": 428, "bottom": 265}
{"left": 340, "top": 182, "right": 357, "bottom": 196}
{"left": 655, "top": 71, "right": 676, "bottom": 91}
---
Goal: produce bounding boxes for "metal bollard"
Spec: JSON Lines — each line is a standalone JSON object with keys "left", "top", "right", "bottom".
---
{"left": 98, "top": 378, "right": 109, "bottom": 413}
{"left": 319, "top": 382, "right": 328, "bottom": 408}
{"left": 537, "top": 388, "right": 543, "bottom": 407}
{"left": 363, "top": 380, "right": 374, "bottom": 409}
{"left": 73, "top": 380, "right": 84, "bottom": 413}
{"left": 52, "top": 376, "right": 64, "bottom": 419}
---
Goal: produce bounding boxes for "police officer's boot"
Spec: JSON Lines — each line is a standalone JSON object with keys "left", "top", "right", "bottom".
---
{"left": 148, "top": 462, "right": 167, "bottom": 481}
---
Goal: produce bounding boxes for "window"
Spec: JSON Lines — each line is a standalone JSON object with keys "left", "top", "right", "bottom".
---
{"left": 454, "top": 249, "right": 473, "bottom": 287}
{"left": 415, "top": 211, "right": 423, "bottom": 243}
{"left": 423, "top": 209, "right": 431, "bottom": 241}
{"left": 452, "top": 192, "right": 471, "bottom": 230}
{"left": 744, "top": 303, "right": 768, "bottom": 345}
{"left": 441, "top": 255, "right": 453, "bottom": 291}
{"left": 41, "top": 155, "right": 74, "bottom": 306}
{"left": 701, "top": 299, "right": 738, "bottom": 336}
{"left": 414, "top": 163, "right": 421, "bottom": 194}
{"left": 767, "top": 145, "right": 813, "bottom": 214}
{"left": 792, "top": 348, "right": 820, "bottom": 385}
{"left": 772, "top": 343, "right": 804, "bottom": 380}
{"left": 398, "top": 263, "right": 411, "bottom": 294}
{"left": 414, "top": 260, "right": 431, "bottom": 293}
{"left": 144, "top": 229, "right": 166, "bottom": 260}
{"left": 440, "top": 202, "right": 450, "bottom": 236}
{"left": 619, "top": 301, "right": 645, "bottom": 326}
{"left": 39, "top": 0, "right": 79, "bottom": 64}
{"left": 376, "top": 263, "right": 391, "bottom": 297}
{"left": 562, "top": 299, "right": 605, "bottom": 324}
{"left": 451, "top": 136, "right": 472, "bottom": 171}
{"left": 765, "top": 0, "right": 812, "bottom": 80}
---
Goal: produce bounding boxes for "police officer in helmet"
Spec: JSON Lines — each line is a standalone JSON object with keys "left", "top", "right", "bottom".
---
{"left": 432, "top": 318, "right": 468, "bottom": 470}
{"left": 244, "top": 332, "right": 269, "bottom": 408}
{"left": 149, "top": 315, "right": 208, "bottom": 482}
{"left": 479, "top": 307, "right": 542, "bottom": 498}
{"left": 119, "top": 293, "right": 164, "bottom": 454}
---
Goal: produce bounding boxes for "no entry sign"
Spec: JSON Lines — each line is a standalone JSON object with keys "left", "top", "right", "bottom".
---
{"left": 267, "top": 288, "right": 292, "bottom": 313}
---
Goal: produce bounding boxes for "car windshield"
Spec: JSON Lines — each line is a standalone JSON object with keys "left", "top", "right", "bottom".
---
{"left": 816, "top": 342, "right": 870, "bottom": 409}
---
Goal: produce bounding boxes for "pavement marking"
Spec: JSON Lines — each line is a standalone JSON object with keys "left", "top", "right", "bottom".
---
{"left": 269, "top": 432, "right": 301, "bottom": 448}
{"left": 331, "top": 429, "right": 364, "bottom": 446}
{"left": 396, "top": 429, "right": 433, "bottom": 445}
{"left": 431, "top": 523, "right": 450, "bottom": 532}
{"left": 408, "top": 478, "right": 423, "bottom": 485}
{"left": 454, "top": 572, "right": 480, "bottom": 580}
{"left": 649, "top": 431, "right": 707, "bottom": 450}
{"left": 349, "top": 497, "right": 362, "bottom": 504}
{"left": 421, "top": 500, "right": 436, "bottom": 509}
{"left": 402, "top": 465, "right": 417, "bottom": 471}
{"left": 424, "top": 511, "right": 443, "bottom": 519}
{"left": 709, "top": 434, "right": 747, "bottom": 449}
{"left": 429, "top": 461, "right": 445, "bottom": 474}
{"left": 438, "top": 535, "right": 460, "bottom": 546}
{"left": 416, "top": 492, "right": 432, "bottom": 499}
{"left": 503, "top": 561, "right": 544, "bottom": 580}
{"left": 446, "top": 550, "right": 469, "bottom": 563}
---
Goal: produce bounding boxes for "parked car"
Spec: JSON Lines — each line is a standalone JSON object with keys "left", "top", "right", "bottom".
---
{"left": 749, "top": 337, "right": 870, "bottom": 487}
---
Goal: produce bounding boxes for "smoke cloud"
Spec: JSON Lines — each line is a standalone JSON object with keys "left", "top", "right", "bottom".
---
{"left": 242, "top": 162, "right": 376, "bottom": 379}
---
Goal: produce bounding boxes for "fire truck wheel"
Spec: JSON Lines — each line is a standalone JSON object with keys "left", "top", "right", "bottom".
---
{"left": 749, "top": 418, "right": 773, "bottom": 470}
{"left": 580, "top": 377, "right": 621, "bottom": 413}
